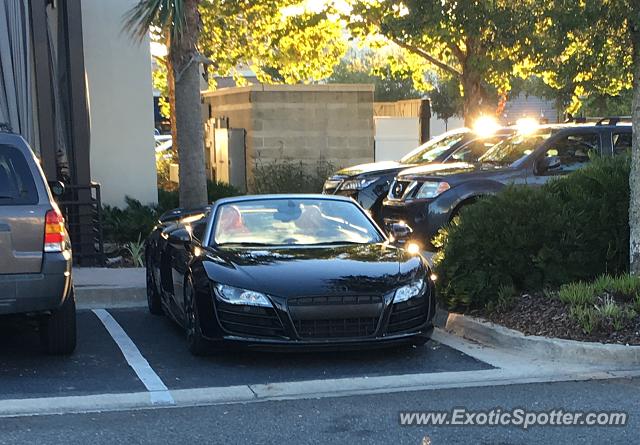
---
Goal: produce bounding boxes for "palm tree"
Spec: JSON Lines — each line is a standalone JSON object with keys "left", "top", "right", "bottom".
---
{"left": 125, "top": 0, "right": 208, "bottom": 209}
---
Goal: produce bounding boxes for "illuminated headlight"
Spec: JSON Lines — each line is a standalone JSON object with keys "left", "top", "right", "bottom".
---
{"left": 215, "top": 284, "right": 273, "bottom": 307}
{"left": 394, "top": 278, "right": 425, "bottom": 303}
{"left": 340, "top": 177, "right": 379, "bottom": 191}
{"left": 323, "top": 179, "right": 342, "bottom": 192}
{"left": 414, "top": 181, "right": 450, "bottom": 199}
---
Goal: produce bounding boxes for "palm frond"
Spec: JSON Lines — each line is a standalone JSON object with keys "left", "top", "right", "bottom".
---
{"left": 123, "top": 0, "right": 185, "bottom": 43}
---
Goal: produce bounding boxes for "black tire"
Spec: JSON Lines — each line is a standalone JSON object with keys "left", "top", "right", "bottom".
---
{"left": 146, "top": 265, "right": 163, "bottom": 315}
{"left": 184, "top": 276, "right": 209, "bottom": 356}
{"left": 40, "top": 290, "right": 77, "bottom": 355}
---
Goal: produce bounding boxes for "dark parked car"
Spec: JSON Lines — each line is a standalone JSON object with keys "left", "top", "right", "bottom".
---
{"left": 0, "top": 132, "right": 75, "bottom": 354}
{"left": 322, "top": 127, "right": 515, "bottom": 224}
{"left": 145, "top": 195, "right": 435, "bottom": 355}
{"left": 381, "top": 122, "right": 632, "bottom": 248}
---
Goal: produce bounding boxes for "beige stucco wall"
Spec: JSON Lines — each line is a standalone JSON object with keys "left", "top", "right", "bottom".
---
{"left": 202, "top": 84, "right": 375, "bottom": 190}
{"left": 81, "top": 0, "right": 158, "bottom": 207}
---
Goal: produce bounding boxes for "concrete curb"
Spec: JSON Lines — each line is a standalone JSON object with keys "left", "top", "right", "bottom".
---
{"left": 441, "top": 310, "right": 640, "bottom": 367}
{"left": 75, "top": 287, "right": 147, "bottom": 309}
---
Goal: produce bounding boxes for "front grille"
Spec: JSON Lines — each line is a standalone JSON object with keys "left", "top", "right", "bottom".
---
{"left": 388, "top": 180, "right": 412, "bottom": 200}
{"left": 387, "top": 296, "right": 428, "bottom": 334}
{"left": 294, "top": 318, "right": 378, "bottom": 338}
{"left": 288, "top": 295, "right": 383, "bottom": 306}
{"left": 288, "top": 295, "right": 383, "bottom": 339}
{"left": 217, "top": 301, "right": 285, "bottom": 338}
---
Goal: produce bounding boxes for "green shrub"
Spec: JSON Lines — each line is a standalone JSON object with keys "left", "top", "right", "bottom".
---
{"left": 433, "top": 186, "right": 568, "bottom": 309}
{"left": 545, "top": 155, "right": 630, "bottom": 279}
{"left": 251, "top": 157, "right": 336, "bottom": 194}
{"left": 102, "top": 197, "right": 158, "bottom": 244}
{"left": 434, "top": 155, "right": 631, "bottom": 311}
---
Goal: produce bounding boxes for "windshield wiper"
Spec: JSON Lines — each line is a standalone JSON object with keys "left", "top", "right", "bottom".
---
{"left": 217, "top": 242, "right": 273, "bottom": 247}
{"left": 303, "top": 240, "right": 369, "bottom": 246}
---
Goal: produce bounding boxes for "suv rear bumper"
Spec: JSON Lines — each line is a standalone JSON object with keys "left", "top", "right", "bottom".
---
{"left": 0, "top": 252, "right": 72, "bottom": 315}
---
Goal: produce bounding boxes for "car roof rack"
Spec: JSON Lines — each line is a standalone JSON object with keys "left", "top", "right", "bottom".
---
{"left": 0, "top": 122, "right": 12, "bottom": 133}
{"left": 595, "top": 116, "right": 631, "bottom": 126}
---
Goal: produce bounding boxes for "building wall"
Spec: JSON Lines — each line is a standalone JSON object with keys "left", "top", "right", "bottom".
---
{"left": 202, "top": 84, "right": 375, "bottom": 190}
{"left": 81, "top": 0, "right": 158, "bottom": 206}
{"left": 374, "top": 117, "right": 420, "bottom": 162}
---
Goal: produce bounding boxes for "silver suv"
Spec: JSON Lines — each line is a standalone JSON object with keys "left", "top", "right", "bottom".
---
{"left": 0, "top": 132, "right": 75, "bottom": 354}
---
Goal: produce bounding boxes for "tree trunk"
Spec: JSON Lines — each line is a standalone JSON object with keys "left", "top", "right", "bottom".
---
{"left": 170, "top": 0, "right": 207, "bottom": 209}
{"left": 167, "top": 58, "right": 179, "bottom": 158}
{"left": 166, "top": 33, "right": 178, "bottom": 158}
{"left": 630, "top": 23, "right": 640, "bottom": 275}
{"left": 461, "top": 73, "right": 487, "bottom": 127}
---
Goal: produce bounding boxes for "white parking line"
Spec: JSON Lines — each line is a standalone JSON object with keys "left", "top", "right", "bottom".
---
{"left": 2, "top": 367, "right": 639, "bottom": 418}
{"left": 92, "top": 309, "right": 174, "bottom": 405}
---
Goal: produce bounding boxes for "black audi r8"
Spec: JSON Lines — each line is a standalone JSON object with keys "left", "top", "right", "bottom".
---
{"left": 145, "top": 194, "right": 436, "bottom": 355}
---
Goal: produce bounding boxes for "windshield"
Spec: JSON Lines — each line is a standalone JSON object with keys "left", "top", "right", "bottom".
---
{"left": 212, "top": 198, "right": 384, "bottom": 247}
{"left": 478, "top": 131, "right": 553, "bottom": 166}
{"left": 400, "top": 131, "right": 468, "bottom": 164}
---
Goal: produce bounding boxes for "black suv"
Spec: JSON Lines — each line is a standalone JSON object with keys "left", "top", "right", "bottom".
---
{"left": 322, "top": 127, "right": 515, "bottom": 224}
{"left": 381, "top": 122, "right": 632, "bottom": 248}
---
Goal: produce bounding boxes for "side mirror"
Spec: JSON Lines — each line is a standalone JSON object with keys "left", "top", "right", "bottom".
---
{"left": 537, "top": 155, "right": 561, "bottom": 174}
{"left": 48, "top": 181, "right": 65, "bottom": 198}
{"left": 167, "top": 228, "right": 192, "bottom": 245}
{"left": 389, "top": 222, "right": 413, "bottom": 241}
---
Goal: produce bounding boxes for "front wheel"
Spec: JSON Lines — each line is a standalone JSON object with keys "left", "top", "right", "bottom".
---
{"left": 146, "top": 265, "right": 163, "bottom": 315}
{"left": 184, "top": 276, "right": 209, "bottom": 356}
{"left": 40, "top": 289, "right": 77, "bottom": 355}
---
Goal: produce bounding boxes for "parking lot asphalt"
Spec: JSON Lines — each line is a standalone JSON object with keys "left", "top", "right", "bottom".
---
{"left": 0, "top": 308, "right": 491, "bottom": 402}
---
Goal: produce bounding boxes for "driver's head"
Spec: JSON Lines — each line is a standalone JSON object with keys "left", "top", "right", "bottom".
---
{"left": 295, "top": 205, "right": 323, "bottom": 230}
{"left": 218, "top": 205, "right": 244, "bottom": 231}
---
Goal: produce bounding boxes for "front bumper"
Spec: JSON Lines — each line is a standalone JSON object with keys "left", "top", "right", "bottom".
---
{"left": 200, "top": 281, "right": 436, "bottom": 351}
{"left": 212, "top": 325, "right": 434, "bottom": 352}
{"left": 381, "top": 199, "right": 448, "bottom": 248}
{"left": 0, "top": 251, "right": 73, "bottom": 315}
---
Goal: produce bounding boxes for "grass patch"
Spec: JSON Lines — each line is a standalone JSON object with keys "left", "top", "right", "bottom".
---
{"left": 560, "top": 274, "right": 640, "bottom": 335}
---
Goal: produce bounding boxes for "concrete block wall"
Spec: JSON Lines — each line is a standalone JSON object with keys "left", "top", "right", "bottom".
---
{"left": 202, "top": 84, "right": 374, "bottom": 191}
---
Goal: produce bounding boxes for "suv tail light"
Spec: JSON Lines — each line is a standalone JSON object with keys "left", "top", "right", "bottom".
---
{"left": 44, "top": 208, "right": 66, "bottom": 252}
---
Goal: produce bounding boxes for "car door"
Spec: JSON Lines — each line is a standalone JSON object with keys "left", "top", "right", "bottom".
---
{"left": 0, "top": 144, "right": 47, "bottom": 277}
{"left": 528, "top": 132, "right": 601, "bottom": 186}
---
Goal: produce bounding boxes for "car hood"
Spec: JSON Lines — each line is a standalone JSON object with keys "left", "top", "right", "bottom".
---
{"left": 202, "top": 244, "right": 424, "bottom": 298}
{"left": 397, "top": 161, "right": 506, "bottom": 182}
{"left": 335, "top": 161, "right": 411, "bottom": 178}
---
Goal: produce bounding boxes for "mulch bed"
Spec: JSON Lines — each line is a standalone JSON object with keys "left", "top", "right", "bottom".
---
{"left": 468, "top": 293, "right": 640, "bottom": 345}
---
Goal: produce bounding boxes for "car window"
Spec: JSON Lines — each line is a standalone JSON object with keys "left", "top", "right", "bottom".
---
{"left": 449, "top": 136, "right": 505, "bottom": 163}
{"left": 400, "top": 131, "right": 468, "bottom": 164}
{"left": 479, "top": 131, "right": 553, "bottom": 166}
{"left": 0, "top": 145, "right": 38, "bottom": 205}
{"left": 212, "top": 199, "right": 384, "bottom": 246}
{"left": 612, "top": 132, "right": 632, "bottom": 156}
{"left": 539, "top": 133, "right": 600, "bottom": 174}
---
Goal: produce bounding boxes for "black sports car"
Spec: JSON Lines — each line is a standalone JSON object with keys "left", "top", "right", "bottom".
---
{"left": 145, "top": 195, "right": 436, "bottom": 355}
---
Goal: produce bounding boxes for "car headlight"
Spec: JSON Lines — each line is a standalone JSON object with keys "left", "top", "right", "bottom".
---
{"left": 340, "top": 177, "right": 380, "bottom": 191}
{"left": 215, "top": 284, "right": 273, "bottom": 307}
{"left": 394, "top": 278, "right": 425, "bottom": 303}
{"left": 414, "top": 181, "right": 450, "bottom": 199}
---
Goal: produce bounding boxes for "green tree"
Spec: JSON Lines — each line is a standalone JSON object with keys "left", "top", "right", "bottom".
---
{"left": 345, "top": 0, "right": 540, "bottom": 125}
{"left": 125, "top": 0, "right": 208, "bottom": 209}
{"left": 327, "top": 51, "right": 423, "bottom": 101}
{"left": 198, "top": 1, "right": 346, "bottom": 86}
{"left": 428, "top": 77, "right": 463, "bottom": 127}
